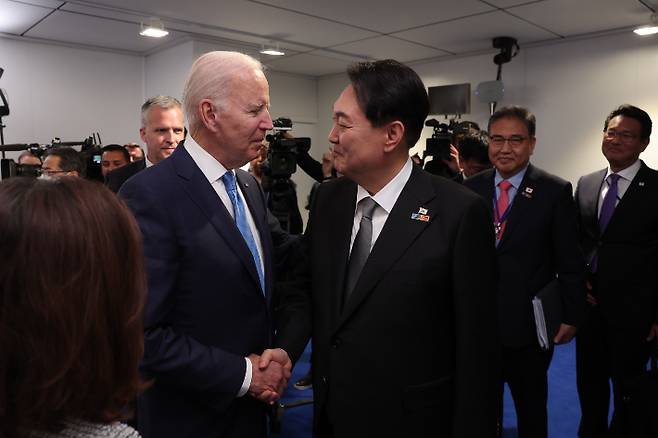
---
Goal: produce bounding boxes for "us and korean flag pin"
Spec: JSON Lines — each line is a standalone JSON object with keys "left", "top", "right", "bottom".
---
{"left": 411, "top": 207, "right": 430, "bottom": 222}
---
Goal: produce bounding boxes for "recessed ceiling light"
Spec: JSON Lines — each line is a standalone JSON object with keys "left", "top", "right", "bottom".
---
{"left": 634, "top": 25, "right": 658, "bottom": 36}
{"left": 140, "top": 18, "right": 169, "bottom": 38}
{"left": 259, "top": 43, "right": 285, "bottom": 56}
{"left": 634, "top": 13, "right": 658, "bottom": 36}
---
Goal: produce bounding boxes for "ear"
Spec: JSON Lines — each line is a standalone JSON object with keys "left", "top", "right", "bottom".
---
{"left": 199, "top": 99, "right": 219, "bottom": 131}
{"left": 139, "top": 127, "right": 146, "bottom": 143}
{"left": 529, "top": 136, "right": 537, "bottom": 155}
{"left": 383, "top": 121, "right": 405, "bottom": 153}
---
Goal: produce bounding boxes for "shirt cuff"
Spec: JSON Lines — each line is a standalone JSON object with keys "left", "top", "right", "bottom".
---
{"left": 237, "top": 357, "right": 252, "bottom": 397}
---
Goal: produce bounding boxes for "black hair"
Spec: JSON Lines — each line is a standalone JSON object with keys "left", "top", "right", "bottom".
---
{"left": 347, "top": 59, "right": 429, "bottom": 148}
{"left": 604, "top": 104, "right": 652, "bottom": 140}
{"left": 102, "top": 144, "right": 130, "bottom": 163}
{"left": 488, "top": 105, "right": 536, "bottom": 137}
{"left": 459, "top": 132, "right": 490, "bottom": 165}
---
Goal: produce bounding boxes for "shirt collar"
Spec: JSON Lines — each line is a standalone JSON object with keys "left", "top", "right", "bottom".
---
{"left": 495, "top": 164, "right": 529, "bottom": 189}
{"left": 184, "top": 136, "right": 229, "bottom": 183}
{"left": 605, "top": 159, "right": 641, "bottom": 182}
{"left": 355, "top": 158, "right": 413, "bottom": 214}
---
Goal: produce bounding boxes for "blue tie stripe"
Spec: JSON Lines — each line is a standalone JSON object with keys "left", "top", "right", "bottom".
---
{"left": 221, "top": 171, "right": 265, "bottom": 294}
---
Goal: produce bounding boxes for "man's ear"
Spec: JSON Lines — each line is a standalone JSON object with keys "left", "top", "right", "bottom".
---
{"left": 383, "top": 121, "right": 405, "bottom": 153}
{"left": 199, "top": 99, "right": 218, "bottom": 131}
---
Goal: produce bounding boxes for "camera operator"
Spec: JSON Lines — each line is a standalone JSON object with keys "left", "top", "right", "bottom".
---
{"left": 17, "top": 150, "right": 41, "bottom": 166}
{"left": 101, "top": 144, "right": 130, "bottom": 178}
{"left": 459, "top": 131, "right": 492, "bottom": 179}
{"left": 41, "top": 148, "right": 84, "bottom": 178}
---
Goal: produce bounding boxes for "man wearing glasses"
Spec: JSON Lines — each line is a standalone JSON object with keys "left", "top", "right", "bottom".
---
{"left": 41, "top": 148, "right": 84, "bottom": 178}
{"left": 574, "top": 104, "right": 658, "bottom": 437}
{"left": 464, "top": 105, "right": 585, "bottom": 438}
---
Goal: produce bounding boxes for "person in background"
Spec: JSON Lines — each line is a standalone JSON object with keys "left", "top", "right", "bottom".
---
{"left": 575, "top": 104, "right": 658, "bottom": 437}
{"left": 459, "top": 131, "right": 492, "bottom": 178}
{"left": 139, "top": 95, "right": 185, "bottom": 166}
{"left": 0, "top": 177, "right": 146, "bottom": 438}
{"left": 101, "top": 144, "right": 131, "bottom": 178}
{"left": 124, "top": 142, "right": 145, "bottom": 162}
{"left": 464, "top": 105, "right": 585, "bottom": 438}
{"left": 41, "top": 148, "right": 84, "bottom": 178}
{"left": 17, "top": 150, "right": 42, "bottom": 166}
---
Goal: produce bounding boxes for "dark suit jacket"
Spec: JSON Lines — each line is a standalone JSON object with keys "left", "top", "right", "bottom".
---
{"left": 277, "top": 165, "right": 499, "bottom": 437}
{"left": 575, "top": 161, "right": 658, "bottom": 330}
{"left": 106, "top": 158, "right": 146, "bottom": 193}
{"left": 464, "top": 164, "right": 585, "bottom": 348}
{"left": 120, "top": 143, "right": 290, "bottom": 438}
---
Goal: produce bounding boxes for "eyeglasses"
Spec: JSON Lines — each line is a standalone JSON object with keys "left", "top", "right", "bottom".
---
{"left": 489, "top": 135, "right": 528, "bottom": 147}
{"left": 40, "top": 169, "right": 69, "bottom": 176}
{"left": 603, "top": 130, "right": 638, "bottom": 143}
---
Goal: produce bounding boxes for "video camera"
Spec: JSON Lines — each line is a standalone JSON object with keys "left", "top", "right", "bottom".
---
{"left": 0, "top": 134, "right": 103, "bottom": 181}
{"left": 424, "top": 118, "right": 455, "bottom": 161}
{"left": 263, "top": 117, "right": 311, "bottom": 180}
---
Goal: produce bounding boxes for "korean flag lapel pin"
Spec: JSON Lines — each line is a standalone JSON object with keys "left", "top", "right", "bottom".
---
{"left": 521, "top": 186, "right": 533, "bottom": 199}
{"left": 411, "top": 207, "right": 430, "bottom": 222}
{"left": 638, "top": 181, "right": 645, "bottom": 187}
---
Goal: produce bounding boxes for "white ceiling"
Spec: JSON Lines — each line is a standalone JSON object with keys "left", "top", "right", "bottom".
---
{"left": 1, "top": 0, "right": 657, "bottom": 76}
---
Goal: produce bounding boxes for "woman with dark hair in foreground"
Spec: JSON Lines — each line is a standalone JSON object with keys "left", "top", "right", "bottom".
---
{"left": 0, "top": 177, "right": 146, "bottom": 438}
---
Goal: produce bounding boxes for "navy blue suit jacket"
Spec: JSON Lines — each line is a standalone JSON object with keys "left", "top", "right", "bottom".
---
{"left": 120, "top": 142, "right": 287, "bottom": 438}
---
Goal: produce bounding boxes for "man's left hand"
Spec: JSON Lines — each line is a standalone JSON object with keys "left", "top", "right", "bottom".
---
{"left": 553, "top": 323, "right": 577, "bottom": 344}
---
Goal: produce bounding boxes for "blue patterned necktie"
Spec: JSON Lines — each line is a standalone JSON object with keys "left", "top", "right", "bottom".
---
{"left": 221, "top": 171, "right": 265, "bottom": 294}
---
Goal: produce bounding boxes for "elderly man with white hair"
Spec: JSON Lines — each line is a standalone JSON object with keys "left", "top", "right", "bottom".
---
{"left": 120, "top": 51, "right": 293, "bottom": 438}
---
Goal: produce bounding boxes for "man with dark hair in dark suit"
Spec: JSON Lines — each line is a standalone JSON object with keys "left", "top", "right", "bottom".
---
{"left": 575, "top": 104, "right": 658, "bottom": 438}
{"left": 464, "top": 105, "right": 585, "bottom": 438}
{"left": 274, "top": 59, "right": 499, "bottom": 438}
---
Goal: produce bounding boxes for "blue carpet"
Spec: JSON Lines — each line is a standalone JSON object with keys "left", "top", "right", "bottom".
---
{"left": 280, "top": 342, "right": 583, "bottom": 437}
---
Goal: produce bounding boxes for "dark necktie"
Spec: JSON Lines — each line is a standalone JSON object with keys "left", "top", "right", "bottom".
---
{"left": 598, "top": 173, "right": 620, "bottom": 233}
{"left": 221, "top": 171, "right": 265, "bottom": 294}
{"left": 591, "top": 173, "right": 620, "bottom": 272}
{"left": 343, "top": 197, "right": 378, "bottom": 308}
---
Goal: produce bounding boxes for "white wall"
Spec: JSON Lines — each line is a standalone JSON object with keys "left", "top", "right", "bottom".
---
{"left": 144, "top": 40, "right": 195, "bottom": 101}
{"left": 318, "top": 32, "right": 658, "bottom": 186}
{"left": 0, "top": 37, "right": 143, "bottom": 154}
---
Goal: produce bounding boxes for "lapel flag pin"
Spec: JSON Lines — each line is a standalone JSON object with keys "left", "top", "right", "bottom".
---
{"left": 639, "top": 181, "right": 645, "bottom": 187}
{"left": 418, "top": 207, "right": 428, "bottom": 214}
{"left": 411, "top": 213, "right": 430, "bottom": 222}
{"left": 521, "top": 186, "right": 533, "bottom": 198}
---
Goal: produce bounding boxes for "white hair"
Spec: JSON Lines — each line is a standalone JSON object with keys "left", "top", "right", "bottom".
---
{"left": 182, "top": 51, "right": 264, "bottom": 133}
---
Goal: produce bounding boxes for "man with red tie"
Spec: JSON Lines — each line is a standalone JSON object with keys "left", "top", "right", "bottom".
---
{"left": 574, "top": 104, "right": 658, "bottom": 437}
{"left": 464, "top": 105, "right": 586, "bottom": 438}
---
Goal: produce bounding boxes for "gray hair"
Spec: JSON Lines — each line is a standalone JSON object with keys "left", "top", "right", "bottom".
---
{"left": 140, "top": 95, "right": 182, "bottom": 128}
{"left": 182, "top": 51, "right": 264, "bottom": 133}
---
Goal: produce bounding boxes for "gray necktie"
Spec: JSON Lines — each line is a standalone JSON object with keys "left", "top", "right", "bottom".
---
{"left": 343, "top": 197, "right": 378, "bottom": 308}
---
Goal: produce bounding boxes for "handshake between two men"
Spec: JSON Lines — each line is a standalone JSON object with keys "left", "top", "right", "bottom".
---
{"left": 247, "top": 348, "right": 292, "bottom": 404}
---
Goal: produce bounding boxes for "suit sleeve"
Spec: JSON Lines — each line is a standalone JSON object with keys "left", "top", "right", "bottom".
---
{"left": 451, "top": 195, "right": 500, "bottom": 437}
{"left": 552, "top": 182, "right": 586, "bottom": 327}
{"left": 119, "top": 180, "right": 246, "bottom": 413}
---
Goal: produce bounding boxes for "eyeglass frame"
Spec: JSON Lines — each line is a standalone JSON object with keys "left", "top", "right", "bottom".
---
{"left": 488, "top": 135, "right": 531, "bottom": 147}
{"left": 603, "top": 129, "right": 639, "bottom": 143}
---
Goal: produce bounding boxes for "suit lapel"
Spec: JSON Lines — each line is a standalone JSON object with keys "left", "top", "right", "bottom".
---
{"left": 325, "top": 181, "right": 358, "bottom": 328}
{"left": 336, "top": 166, "right": 436, "bottom": 331}
{"left": 171, "top": 145, "right": 263, "bottom": 295}
{"left": 603, "top": 162, "right": 651, "bottom": 236}
{"left": 583, "top": 169, "right": 606, "bottom": 237}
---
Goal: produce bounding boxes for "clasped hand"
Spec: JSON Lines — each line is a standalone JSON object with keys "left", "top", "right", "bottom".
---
{"left": 247, "top": 348, "right": 292, "bottom": 404}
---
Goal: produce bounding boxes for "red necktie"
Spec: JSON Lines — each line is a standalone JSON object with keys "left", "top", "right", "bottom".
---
{"left": 495, "top": 180, "right": 512, "bottom": 241}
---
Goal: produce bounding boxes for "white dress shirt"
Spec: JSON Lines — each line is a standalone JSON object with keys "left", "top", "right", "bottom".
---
{"left": 598, "top": 159, "right": 641, "bottom": 217}
{"left": 350, "top": 158, "right": 413, "bottom": 253}
{"left": 185, "top": 136, "right": 266, "bottom": 397}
